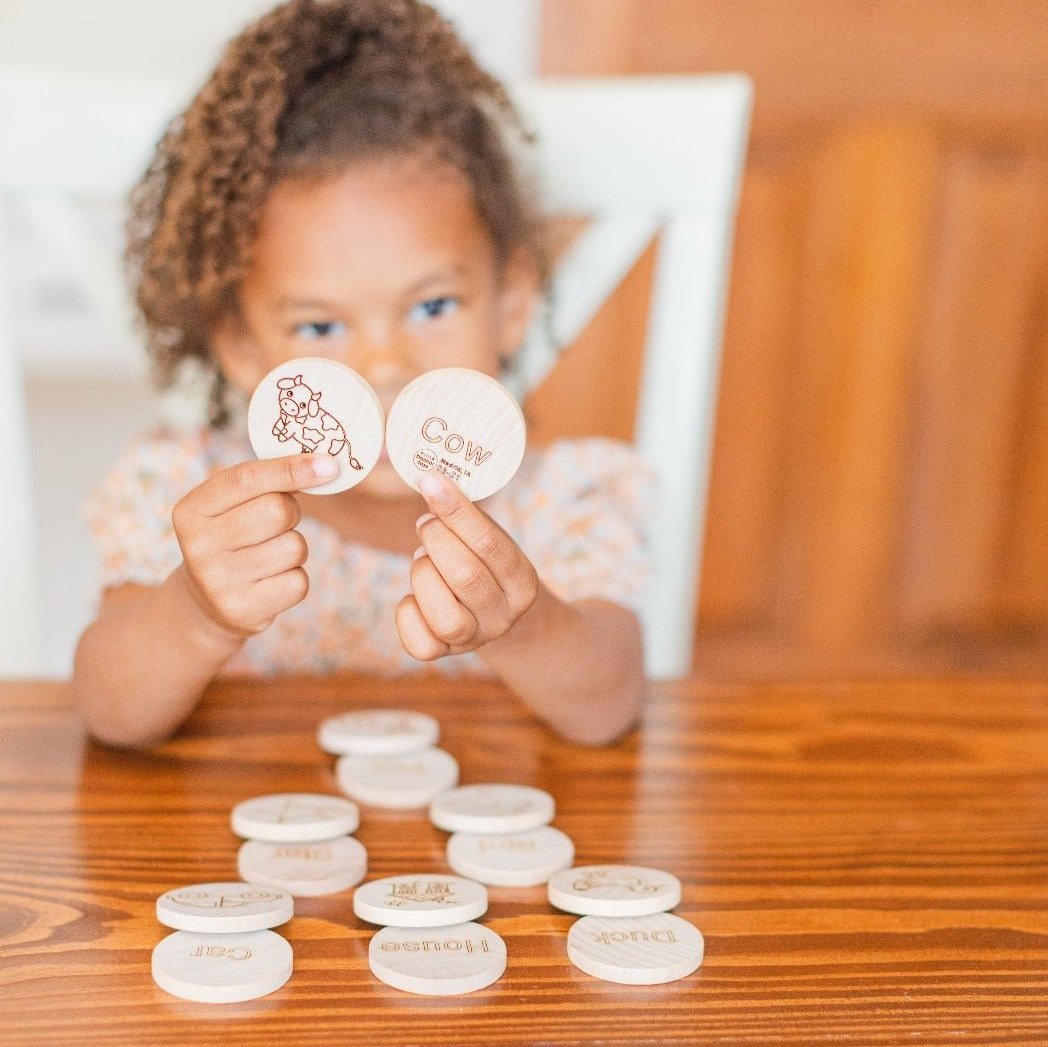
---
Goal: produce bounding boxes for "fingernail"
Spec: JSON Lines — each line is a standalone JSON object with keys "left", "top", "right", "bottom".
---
{"left": 412, "top": 546, "right": 427, "bottom": 561}
{"left": 418, "top": 473, "right": 450, "bottom": 502}
{"left": 416, "top": 513, "right": 436, "bottom": 530}
{"left": 309, "top": 457, "right": 339, "bottom": 479}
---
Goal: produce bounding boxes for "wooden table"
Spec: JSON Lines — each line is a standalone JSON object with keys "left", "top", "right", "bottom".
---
{"left": 2, "top": 676, "right": 1048, "bottom": 1045}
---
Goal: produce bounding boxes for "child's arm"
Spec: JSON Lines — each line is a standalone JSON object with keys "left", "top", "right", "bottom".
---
{"left": 478, "top": 590, "right": 644, "bottom": 747}
{"left": 396, "top": 473, "right": 646, "bottom": 746}
{"left": 72, "top": 454, "right": 338, "bottom": 748}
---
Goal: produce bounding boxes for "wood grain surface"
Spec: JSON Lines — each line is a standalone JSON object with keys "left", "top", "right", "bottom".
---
{"left": 2, "top": 675, "right": 1048, "bottom": 1044}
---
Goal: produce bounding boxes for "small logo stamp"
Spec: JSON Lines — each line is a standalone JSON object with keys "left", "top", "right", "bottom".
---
{"left": 413, "top": 447, "right": 438, "bottom": 470}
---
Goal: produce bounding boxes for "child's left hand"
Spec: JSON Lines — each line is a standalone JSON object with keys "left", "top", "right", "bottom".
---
{"left": 396, "top": 472, "right": 540, "bottom": 659}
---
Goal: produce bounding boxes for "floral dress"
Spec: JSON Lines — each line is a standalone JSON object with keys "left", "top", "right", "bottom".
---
{"left": 85, "top": 425, "right": 658, "bottom": 677}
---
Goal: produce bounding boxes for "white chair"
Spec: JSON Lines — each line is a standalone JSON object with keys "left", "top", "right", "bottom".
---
{"left": 511, "top": 76, "right": 752, "bottom": 678}
{"left": 0, "top": 65, "right": 751, "bottom": 679}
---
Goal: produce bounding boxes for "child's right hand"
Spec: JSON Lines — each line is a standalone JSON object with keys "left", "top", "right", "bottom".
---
{"left": 171, "top": 455, "right": 338, "bottom": 640}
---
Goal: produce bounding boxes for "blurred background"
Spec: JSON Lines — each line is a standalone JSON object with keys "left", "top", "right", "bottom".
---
{"left": 3, "top": 0, "right": 1047, "bottom": 680}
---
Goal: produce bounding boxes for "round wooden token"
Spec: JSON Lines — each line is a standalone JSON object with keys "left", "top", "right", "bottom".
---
{"left": 368, "top": 921, "right": 507, "bottom": 996}
{"left": 237, "top": 836, "right": 367, "bottom": 897}
{"left": 335, "top": 747, "right": 459, "bottom": 809}
{"left": 385, "top": 367, "right": 526, "bottom": 501}
{"left": 446, "top": 826, "right": 575, "bottom": 887}
{"left": 547, "top": 864, "right": 682, "bottom": 917}
{"left": 152, "top": 929, "right": 293, "bottom": 1003}
{"left": 247, "top": 358, "right": 384, "bottom": 495}
{"left": 429, "top": 784, "right": 555, "bottom": 834}
{"left": 566, "top": 913, "right": 704, "bottom": 985}
{"left": 353, "top": 874, "right": 488, "bottom": 928}
{"left": 317, "top": 709, "right": 440, "bottom": 756}
{"left": 231, "top": 793, "right": 359, "bottom": 843}
{"left": 156, "top": 882, "right": 294, "bottom": 933}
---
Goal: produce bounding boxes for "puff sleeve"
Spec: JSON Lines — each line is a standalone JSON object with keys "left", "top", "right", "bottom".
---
{"left": 83, "top": 430, "right": 209, "bottom": 590}
{"left": 506, "top": 438, "right": 659, "bottom": 614}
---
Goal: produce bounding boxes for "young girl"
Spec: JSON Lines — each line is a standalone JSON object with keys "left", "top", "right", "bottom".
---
{"left": 72, "top": 0, "right": 656, "bottom": 749}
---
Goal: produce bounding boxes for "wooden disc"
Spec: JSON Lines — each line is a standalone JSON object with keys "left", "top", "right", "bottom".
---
{"left": 152, "top": 929, "right": 293, "bottom": 1003}
{"left": 335, "top": 747, "right": 459, "bottom": 809}
{"left": 547, "top": 864, "right": 682, "bottom": 917}
{"left": 156, "top": 882, "right": 294, "bottom": 933}
{"left": 237, "top": 836, "right": 367, "bottom": 897}
{"left": 353, "top": 874, "right": 488, "bottom": 928}
{"left": 429, "top": 784, "right": 555, "bottom": 834}
{"left": 230, "top": 793, "right": 359, "bottom": 843}
{"left": 247, "top": 358, "right": 384, "bottom": 495}
{"left": 317, "top": 709, "right": 440, "bottom": 756}
{"left": 368, "top": 922, "right": 507, "bottom": 996}
{"left": 566, "top": 913, "right": 704, "bottom": 985}
{"left": 385, "top": 368, "right": 526, "bottom": 501}
{"left": 446, "top": 826, "right": 575, "bottom": 887}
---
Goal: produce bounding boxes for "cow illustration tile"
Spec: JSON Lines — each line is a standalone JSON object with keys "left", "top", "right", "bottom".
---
{"left": 248, "top": 359, "right": 385, "bottom": 495}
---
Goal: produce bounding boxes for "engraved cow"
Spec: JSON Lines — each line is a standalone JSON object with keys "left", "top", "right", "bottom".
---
{"left": 272, "top": 375, "right": 363, "bottom": 470}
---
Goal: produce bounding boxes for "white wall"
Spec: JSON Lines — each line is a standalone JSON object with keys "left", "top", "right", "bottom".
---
{"left": 432, "top": 0, "right": 541, "bottom": 80}
{"left": 26, "top": 380, "right": 158, "bottom": 674}
{"left": 0, "top": 1, "right": 540, "bottom": 86}
{"left": 5, "top": 0, "right": 541, "bottom": 675}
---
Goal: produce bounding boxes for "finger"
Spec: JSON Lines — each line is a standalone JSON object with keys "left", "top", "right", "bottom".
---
{"left": 251, "top": 567, "right": 311, "bottom": 622}
{"left": 199, "top": 455, "right": 339, "bottom": 516}
{"left": 416, "top": 472, "right": 524, "bottom": 586}
{"left": 235, "top": 529, "right": 309, "bottom": 582}
{"left": 221, "top": 492, "right": 302, "bottom": 550}
{"left": 211, "top": 567, "right": 310, "bottom": 636}
{"left": 415, "top": 519, "right": 507, "bottom": 625}
{"left": 395, "top": 594, "right": 450, "bottom": 661}
{"left": 410, "top": 552, "right": 479, "bottom": 648}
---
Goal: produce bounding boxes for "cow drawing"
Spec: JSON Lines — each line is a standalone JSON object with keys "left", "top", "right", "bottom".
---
{"left": 272, "top": 375, "right": 363, "bottom": 470}
{"left": 572, "top": 869, "right": 661, "bottom": 895}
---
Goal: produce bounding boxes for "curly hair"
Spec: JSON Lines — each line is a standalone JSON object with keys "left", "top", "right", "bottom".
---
{"left": 125, "top": 0, "right": 548, "bottom": 423}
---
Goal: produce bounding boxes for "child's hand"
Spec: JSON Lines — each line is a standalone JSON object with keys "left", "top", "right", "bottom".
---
{"left": 171, "top": 455, "right": 338, "bottom": 640}
{"left": 396, "top": 472, "right": 540, "bottom": 659}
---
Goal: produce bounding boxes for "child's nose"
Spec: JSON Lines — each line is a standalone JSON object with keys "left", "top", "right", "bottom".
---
{"left": 356, "top": 337, "right": 415, "bottom": 393}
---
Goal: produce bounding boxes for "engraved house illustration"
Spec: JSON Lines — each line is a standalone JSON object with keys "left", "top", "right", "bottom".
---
{"left": 272, "top": 375, "right": 363, "bottom": 470}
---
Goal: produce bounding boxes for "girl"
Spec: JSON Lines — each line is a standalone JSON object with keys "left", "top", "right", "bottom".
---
{"left": 72, "top": 0, "right": 656, "bottom": 749}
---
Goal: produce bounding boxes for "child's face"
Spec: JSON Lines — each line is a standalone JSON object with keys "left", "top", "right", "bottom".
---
{"left": 214, "top": 156, "right": 539, "bottom": 499}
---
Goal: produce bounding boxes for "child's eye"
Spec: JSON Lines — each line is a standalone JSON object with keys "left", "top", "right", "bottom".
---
{"left": 293, "top": 320, "right": 347, "bottom": 340}
{"left": 408, "top": 296, "right": 460, "bottom": 324}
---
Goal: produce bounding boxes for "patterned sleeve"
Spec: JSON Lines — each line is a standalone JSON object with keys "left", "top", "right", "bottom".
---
{"left": 511, "top": 438, "right": 659, "bottom": 613}
{"left": 83, "top": 430, "right": 208, "bottom": 590}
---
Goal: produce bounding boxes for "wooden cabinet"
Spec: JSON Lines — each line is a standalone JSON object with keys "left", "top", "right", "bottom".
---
{"left": 535, "top": 0, "right": 1048, "bottom": 676}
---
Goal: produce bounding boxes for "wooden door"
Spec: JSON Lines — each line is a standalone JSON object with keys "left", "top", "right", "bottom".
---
{"left": 533, "top": 0, "right": 1048, "bottom": 677}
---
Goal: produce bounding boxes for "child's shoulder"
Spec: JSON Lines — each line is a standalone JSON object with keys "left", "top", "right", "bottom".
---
{"left": 107, "top": 424, "right": 207, "bottom": 470}
{"left": 490, "top": 437, "right": 659, "bottom": 544}
{"left": 90, "top": 425, "right": 248, "bottom": 510}
{"left": 507, "top": 436, "right": 659, "bottom": 505}
{"left": 493, "top": 437, "right": 658, "bottom": 611}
